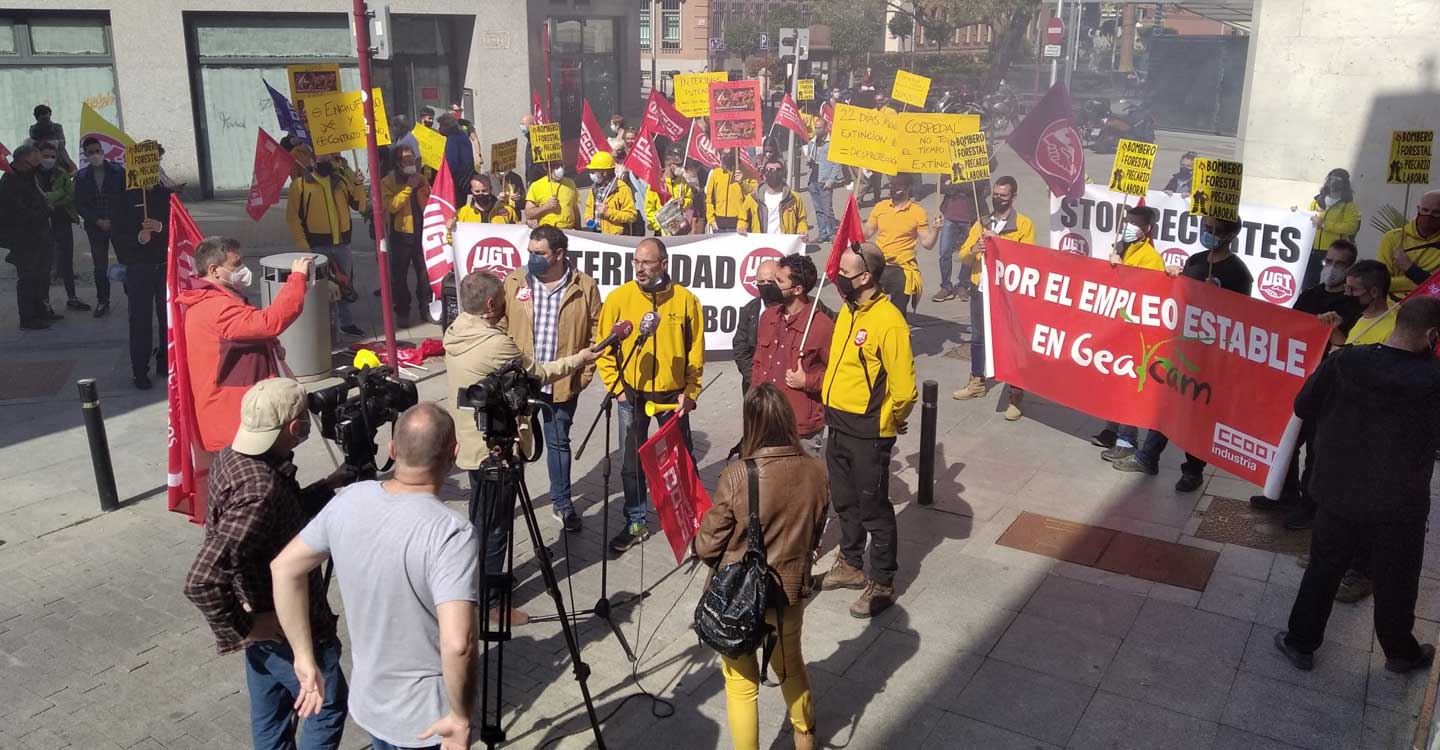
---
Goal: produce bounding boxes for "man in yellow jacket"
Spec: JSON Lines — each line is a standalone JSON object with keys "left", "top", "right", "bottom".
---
{"left": 645, "top": 155, "right": 696, "bottom": 235}
{"left": 737, "top": 159, "right": 809, "bottom": 237}
{"left": 953, "top": 175, "right": 1035, "bottom": 416}
{"left": 286, "top": 152, "right": 367, "bottom": 336}
{"left": 1379, "top": 190, "right": 1440, "bottom": 299}
{"left": 595, "top": 237, "right": 706, "bottom": 552}
{"left": 705, "top": 150, "right": 756, "bottom": 233}
{"left": 820, "top": 244, "right": 916, "bottom": 619}
{"left": 379, "top": 145, "right": 433, "bottom": 324}
{"left": 582, "top": 152, "right": 638, "bottom": 235}
{"left": 1109, "top": 205, "right": 1166, "bottom": 271}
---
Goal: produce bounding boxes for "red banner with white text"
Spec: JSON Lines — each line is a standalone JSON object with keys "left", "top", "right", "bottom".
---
{"left": 984, "top": 237, "right": 1329, "bottom": 486}
{"left": 638, "top": 416, "right": 712, "bottom": 564}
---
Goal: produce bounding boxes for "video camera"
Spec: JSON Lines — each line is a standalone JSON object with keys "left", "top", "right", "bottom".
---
{"left": 307, "top": 365, "right": 419, "bottom": 476}
{"left": 456, "top": 360, "right": 548, "bottom": 454}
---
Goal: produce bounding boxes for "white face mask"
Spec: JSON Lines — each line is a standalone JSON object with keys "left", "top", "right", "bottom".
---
{"left": 223, "top": 265, "right": 253, "bottom": 289}
{"left": 551, "top": 167, "right": 565, "bottom": 181}
{"left": 402, "top": 164, "right": 418, "bottom": 176}
{"left": 1121, "top": 224, "right": 1141, "bottom": 243}
{"left": 40, "top": 158, "right": 57, "bottom": 170}
{"left": 1320, "top": 264, "right": 1347, "bottom": 288}
{"left": 87, "top": 154, "right": 105, "bottom": 168}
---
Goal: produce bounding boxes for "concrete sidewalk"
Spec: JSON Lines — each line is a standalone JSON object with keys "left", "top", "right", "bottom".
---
{"left": 4, "top": 134, "right": 1436, "bottom": 750}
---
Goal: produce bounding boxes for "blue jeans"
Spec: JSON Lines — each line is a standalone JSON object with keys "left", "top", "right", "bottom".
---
{"left": 811, "top": 180, "right": 837, "bottom": 240}
{"left": 245, "top": 639, "right": 348, "bottom": 750}
{"left": 1134, "top": 431, "right": 1207, "bottom": 475}
{"left": 538, "top": 393, "right": 578, "bottom": 515}
{"left": 314, "top": 243, "right": 355, "bottom": 327}
{"left": 969, "top": 290, "right": 986, "bottom": 378}
{"left": 938, "top": 219, "right": 974, "bottom": 292}
{"left": 1105, "top": 422, "right": 1139, "bottom": 448}
{"left": 618, "top": 396, "right": 694, "bottom": 527}
{"left": 370, "top": 738, "right": 438, "bottom": 750}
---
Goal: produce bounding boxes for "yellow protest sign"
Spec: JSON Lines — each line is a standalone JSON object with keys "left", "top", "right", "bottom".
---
{"left": 950, "top": 132, "right": 990, "bottom": 183}
{"left": 305, "top": 89, "right": 392, "bottom": 155}
{"left": 896, "top": 112, "right": 979, "bottom": 174}
{"left": 124, "top": 140, "right": 162, "bottom": 191}
{"left": 674, "top": 72, "right": 728, "bottom": 117}
{"left": 410, "top": 124, "right": 446, "bottom": 171}
{"left": 891, "top": 69, "right": 931, "bottom": 109}
{"left": 1108, "top": 139, "right": 1158, "bottom": 197}
{"left": 798, "top": 79, "right": 815, "bottom": 101}
{"left": 1190, "top": 158, "right": 1244, "bottom": 222}
{"left": 828, "top": 103, "right": 898, "bottom": 175}
{"left": 491, "top": 139, "right": 517, "bottom": 174}
{"left": 529, "top": 123, "right": 563, "bottom": 164}
{"left": 286, "top": 63, "right": 341, "bottom": 100}
{"left": 1388, "top": 130, "right": 1433, "bottom": 185}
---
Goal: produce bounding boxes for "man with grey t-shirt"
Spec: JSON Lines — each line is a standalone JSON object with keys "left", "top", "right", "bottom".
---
{"left": 273, "top": 403, "right": 477, "bottom": 750}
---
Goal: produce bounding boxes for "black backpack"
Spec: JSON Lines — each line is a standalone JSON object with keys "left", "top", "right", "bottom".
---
{"left": 694, "top": 459, "right": 789, "bottom": 683}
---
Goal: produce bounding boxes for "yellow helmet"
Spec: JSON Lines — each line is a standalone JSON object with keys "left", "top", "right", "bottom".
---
{"left": 587, "top": 151, "right": 616, "bottom": 171}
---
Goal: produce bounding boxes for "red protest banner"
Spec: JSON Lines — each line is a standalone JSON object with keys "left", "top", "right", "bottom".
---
{"left": 245, "top": 129, "right": 294, "bottom": 221}
{"left": 624, "top": 128, "right": 668, "bottom": 202}
{"left": 167, "top": 195, "right": 206, "bottom": 524}
{"left": 642, "top": 89, "right": 690, "bottom": 143}
{"left": 638, "top": 416, "right": 713, "bottom": 564}
{"left": 775, "top": 94, "right": 810, "bottom": 143}
{"left": 687, "top": 126, "right": 723, "bottom": 169}
{"left": 984, "top": 237, "right": 1329, "bottom": 487}
{"left": 575, "top": 99, "right": 612, "bottom": 174}
{"left": 708, "top": 80, "right": 762, "bottom": 149}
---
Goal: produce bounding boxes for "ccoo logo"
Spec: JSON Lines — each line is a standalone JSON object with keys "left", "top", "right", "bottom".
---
{"left": 740, "top": 247, "right": 785, "bottom": 297}
{"left": 465, "top": 238, "right": 521, "bottom": 278}
{"left": 1257, "top": 266, "right": 1297, "bottom": 304}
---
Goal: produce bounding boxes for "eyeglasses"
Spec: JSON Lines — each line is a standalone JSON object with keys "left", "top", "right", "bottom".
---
{"left": 631, "top": 258, "right": 664, "bottom": 268}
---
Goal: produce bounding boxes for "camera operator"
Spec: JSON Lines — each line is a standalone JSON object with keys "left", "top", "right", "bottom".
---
{"left": 183, "top": 378, "right": 357, "bottom": 750}
{"left": 444, "top": 270, "right": 601, "bottom": 626}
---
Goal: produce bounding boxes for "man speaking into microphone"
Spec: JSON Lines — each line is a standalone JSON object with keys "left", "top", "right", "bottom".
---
{"left": 596, "top": 237, "right": 706, "bottom": 554}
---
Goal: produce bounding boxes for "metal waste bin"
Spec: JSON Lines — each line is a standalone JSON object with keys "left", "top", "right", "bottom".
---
{"left": 260, "top": 253, "right": 333, "bottom": 379}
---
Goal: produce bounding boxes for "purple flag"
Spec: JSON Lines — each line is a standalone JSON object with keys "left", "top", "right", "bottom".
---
{"left": 263, "top": 79, "right": 310, "bottom": 146}
{"left": 1006, "top": 82, "right": 1085, "bottom": 200}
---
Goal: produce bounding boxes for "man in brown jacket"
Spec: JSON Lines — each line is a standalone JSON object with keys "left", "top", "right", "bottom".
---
{"left": 500, "top": 225, "right": 604, "bottom": 532}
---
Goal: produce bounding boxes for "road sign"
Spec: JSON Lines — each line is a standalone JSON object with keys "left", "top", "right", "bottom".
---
{"left": 778, "top": 27, "right": 809, "bottom": 61}
{"left": 758, "top": 33, "right": 769, "bottom": 51}
{"left": 709, "top": 37, "right": 725, "bottom": 52}
{"left": 1046, "top": 17, "right": 1064, "bottom": 45}
{"left": 1044, "top": 44, "right": 1062, "bottom": 58}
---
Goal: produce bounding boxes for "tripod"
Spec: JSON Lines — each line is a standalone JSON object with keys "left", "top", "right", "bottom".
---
{"left": 471, "top": 431, "right": 606, "bottom": 749}
{"left": 528, "top": 336, "right": 649, "bottom": 660}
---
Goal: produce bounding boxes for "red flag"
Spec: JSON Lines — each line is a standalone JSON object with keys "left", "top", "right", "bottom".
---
{"left": 774, "top": 95, "right": 810, "bottom": 143}
{"left": 687, "top": 126, "right": 723, "bottom": 169}
{"left": 637, "top": 417, "right": 713, "bottom": 564}
{"left": 624, "top": 128, "right": 668, "bottom": 202}
{"left": 245, "top": 130, "right": 294, "bottom": 221}
{"left": 532, "top": 91, "right": 550, "bottom": 124}
{"left": 642, "top": 90, "right": 690, "bottom": 143}
{"left": 1006, "top": 82, "right": 1085, "bottom": 200}
{"left": 423, "top": 159, "right": 458, "bottom": 322}
{"left": 167, "top": 195, "right": 205, "bottom": 524}
{"left": 827, "top": 194, "right": 864, "bottom": 283}
{"left": 0, "top": 140, "right": 11, "bottom": 173}
{"left": 575, "top": 100, "right": 613, "bottom": 174}
{"left": 738, "top": 147, "right": 760, "bottom": 179}
{"left": 820, "top": 101, "right": 835, "bottom": 128}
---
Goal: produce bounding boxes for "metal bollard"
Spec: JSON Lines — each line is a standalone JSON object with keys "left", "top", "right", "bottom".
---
{"left": 918, "top": 380, "right": 938, "bottom": 506}
{"left": 77, "top": 379, "right": 120, "bottom": 512}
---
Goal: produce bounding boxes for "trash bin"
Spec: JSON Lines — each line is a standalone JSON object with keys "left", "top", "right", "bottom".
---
{"left": 260, "top": 253, "right": 334, "bottom": 379}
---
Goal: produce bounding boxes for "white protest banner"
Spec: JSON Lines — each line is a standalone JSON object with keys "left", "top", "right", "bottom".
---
{"left": 451, "top": 224, "right": 805, "bottom": 349}
{"left": 1050, "top": 185, "right": 1317, "bottom": 308}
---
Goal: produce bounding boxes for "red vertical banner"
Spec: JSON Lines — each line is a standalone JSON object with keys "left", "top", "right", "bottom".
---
{"left": 774, "top": 94, "right": 810, "bottom": 142}
{"left": 167, "top": 195, "right": 206, "bottom": 524}
{"left": 642, "top": 89, "right": 690, "bottom": 142}
{"left": 245, "top": 129, "right": 295, "bottom": 221}
{"left": 708, "top": 80, "right": 762, "bottom": 149}
{"left": 624, "top": 128, "right": 668, "bottom": 201}
{"left": 638, "top": 417, "right": 713, "bottom": 564}
{"left": 422, "top": 159, "right": 457, "bottom": 322}
{"left": 687, "top": 127, "right": 724, "bottom": 169}
{"left": 576, "top": 100, "right": 612, "bottom": 173}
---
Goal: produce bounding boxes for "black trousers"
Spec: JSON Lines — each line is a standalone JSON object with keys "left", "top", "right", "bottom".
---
{"left": 388, "top": 231, "right": 430, "bottom": 316}
{"left": 826, "top": 430, "right": 898, "bottom": 585}
{"left": 14, "top": 247, "right": 52, "bottom": 325}
{"left": 52, "top": 220, "right": 76, "bottom": 298}
{"left": 468, "top": 467, "right": 515, "bottom": 608}
{"left": 1285, "top": 507, "right": 1425, "bottom": 661}
{"left": 880, "top": 264, "right": 912, "bottom": 318}
{"left": 124, "top": 262, "right": 167, "bottom": 377}
{"left": 84, "top": 227, "right": 113, "bottom": 304}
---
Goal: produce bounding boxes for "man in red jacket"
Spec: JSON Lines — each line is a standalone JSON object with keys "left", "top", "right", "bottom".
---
{"left": 180, "top": 237, "right": 312, "bottom": 452}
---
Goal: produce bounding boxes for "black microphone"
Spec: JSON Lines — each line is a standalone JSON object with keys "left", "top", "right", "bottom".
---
{"left": 590, "top": 320, "right": 634, "bottom": 352}
{"left": 633, "top": 311, "right": 660, "bottom": 346}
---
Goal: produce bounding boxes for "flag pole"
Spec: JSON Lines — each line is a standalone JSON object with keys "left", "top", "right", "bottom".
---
{"left": 682, "top": 119, "right": 694, "bottom": 169}
{"left": 798, "top": 272, "right": 826, "bottom": 352}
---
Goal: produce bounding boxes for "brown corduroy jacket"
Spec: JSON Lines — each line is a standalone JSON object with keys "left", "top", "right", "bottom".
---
{"left": 499, "top": 264, "right": 603, "bottom": 403}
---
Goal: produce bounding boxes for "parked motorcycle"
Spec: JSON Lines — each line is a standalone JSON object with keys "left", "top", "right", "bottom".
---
{"left": 1076, "top": 97, "right": 1112, "bottom": 148}
{"left": 982, "top": 81, "right": 1023, "bottom": 134}
{"left": 1089, "top": 99, "right": 1155, "bottom": 154}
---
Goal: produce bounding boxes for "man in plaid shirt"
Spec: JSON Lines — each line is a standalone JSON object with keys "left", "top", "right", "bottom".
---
{"left": 183, "top": 378, "right": 356, "bottom": 750}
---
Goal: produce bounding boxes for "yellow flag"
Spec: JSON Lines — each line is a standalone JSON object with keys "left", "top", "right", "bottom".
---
{"left": 79, "top": 102, "right": 134, "bottom": 164}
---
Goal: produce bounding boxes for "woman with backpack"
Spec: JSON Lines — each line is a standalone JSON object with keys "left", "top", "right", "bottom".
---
{"left": 695, "top": 384, "right": 828, "bottom": 750}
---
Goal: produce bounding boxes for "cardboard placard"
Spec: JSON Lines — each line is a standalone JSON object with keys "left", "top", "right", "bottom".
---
{"left": 896, "top": 112, "right": 980, "bottom": 174}
{"left": 528, "top": 123, "right": 563, "bottom": 163}
{"left": 708, "top": 80, "right": 762, "bottom": 149}
{"left": 828, "top": 103, "right": 898, "bottom": 175}
{"left": 1108, "top": 138, "right": 1157, "bottom": 197}
{"left": 1388, "top": 130, "right": 1433, "bottom": 185}
{"left": 287, "top": 64, "right": 341, "bottom": 99}
{"left": 491, "top": 139, "right": 517, "bottom": 174}
{"left": 674, "top": 71, "right": 728, "bottom": 118}
{"left": 124, "top": 140, "right": 162, "bottom": 191}
{"left": 410, "top": 124, "right": 446, "bottom": 171}
{"left": 949, "top": 131, "right": 991, "bottom": 183}
{"left": 797, "top": 79, "right": 815, "bottom": 101}
{"left": 890, "top": 69, "right": 931, "bottom": 108}
{"left": 1190, "top": 158, "right": 1244, "bottom": 222}
{"left": 305, "top": 88, "right": 392, "bottom": 155}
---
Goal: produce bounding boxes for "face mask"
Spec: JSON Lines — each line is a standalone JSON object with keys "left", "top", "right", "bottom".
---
{"left": 835, "top": 273, "right": 863, "bottom": 304}
{"left": 1121, "top": 224, "right": 1141, "bottom": 243}
{"left": 765, "top": 174, "right": 784, "bottom": 189}
{"left": 1320, "top": 264, "right": 1347, "bottom": 288}
{"left": 1199, "top": 230, "right": 1223, "bottom": 251}
{"left": 992, "top": 197, "right": 1012, "bottom": 211}
{"left": 402, "top": 165, "right": 418, "bottom": 176}
{"left": 527, "top": 253, "right": 552, "bottom": 277}
{"left": 640, "top": 272, "right": 669, "bottom": 293}
{"left": 890, "top": 189, "right": 908, "bottom": 203}
{"left": 223, "top": 265, "right": 253, "bottom": 289}
{"left": 758, "top": 282, "right": 785, "bottom": 306}
{"left": 473, "top": 193, "right": 496, "bottom": 210}
{"left": 87, "top": 154, "right": 105, "bottom": 168}
{"left": 685, "top": 174, "right": 699, "bottom": 186}
{"left": 40, "top": 158, "right": 56, "bottom": 170}
{"left": 551, "top": 167, "right": 565, "bottom": 181}
{"left": 314, "top": 163, "right": 334, "bottom": 177}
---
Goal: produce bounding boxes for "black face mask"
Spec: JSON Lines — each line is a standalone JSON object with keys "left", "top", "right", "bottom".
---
{"left": 835, "top": 273, "right": 864, "bottom": 304}
{"left": 992, "top": 197, "right": 1012, "bottom": 212}
{"left": 890, "top": 189, "right": 907, "bottom": 203}
{"left": 758, "top": 282, "right": 785, "bottom": 306}
{"left": 472, "top": 193, "right": 496, "bottom": 210}
{"left": 314, "top": 163, "right": 334, "bottom": 177}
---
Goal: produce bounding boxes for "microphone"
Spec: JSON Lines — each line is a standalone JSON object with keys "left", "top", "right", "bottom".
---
{"left": 634, "top": 311, "right": 660, "bottom": 345}
{"left": 590, "top": 320, "right": 634, "bottom": 352}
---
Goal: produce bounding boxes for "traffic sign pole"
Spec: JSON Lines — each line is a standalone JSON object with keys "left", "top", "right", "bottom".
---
{"left": 1048, "top": 4, "right": 1064, "bottom": 86}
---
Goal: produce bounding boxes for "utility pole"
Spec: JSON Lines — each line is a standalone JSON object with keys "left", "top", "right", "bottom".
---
{"left": 351, "top": 0, "right": 397, "bottom": 366}
{"left": 1049, "top": 0, "right": 1062, "bottom": 86}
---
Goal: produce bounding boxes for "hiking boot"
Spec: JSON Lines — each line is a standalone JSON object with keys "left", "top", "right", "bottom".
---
{"left": 1335, "top": 571, "right": 1372, "bottom": 603}
{"left": 793, "top": 729, "right": 817, "bottom": 750}
{"left": 822, "top": 554, "right": 866, "bottom": 591}
{"left": 849, "top": 581, "right": 895, "bottom": 619}
{"left": 1100, "top": 446, "right": 1135, "bottom": 463}
{"left": 1112, "top": 454, "right": 1158, "bottom": 475}
{"left": 952, "top": 376, "right": 988, "bottom": 401}
{"left": 1091, "top": 428, "right": 1118, "bottom": 448}
{"left": 1004, "top": 391, "right": 1024, "bottom": 421}
{"left": 1385, "top": 643, "right": 1436, "bottom": 674}
{"left": 1273, "top": 631, "right": 1314, "bottom": 671}
{"left": 608, "top": 523, "right": 649, "bottom": 553}
{"left": 1175, "top": 473, "right": 1205, "bottom": 493}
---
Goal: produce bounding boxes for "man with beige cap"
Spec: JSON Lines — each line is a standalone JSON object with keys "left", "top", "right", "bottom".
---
{"left": 183, "top": 378, "right": 356, "bottom": 750}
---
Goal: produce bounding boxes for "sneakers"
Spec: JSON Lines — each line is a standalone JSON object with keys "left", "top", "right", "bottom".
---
{"left": 1004, "top": 391, "right": 1024, "bottom": 421}
{"left": 1091, "top": 429, "right": 1118, "bottom": 448}
{"left": 1248, "top": 494, "right": 1294, "bottom": 511}
{"left": 952, "top": 376, "right": 988, "bottom": 401}
{"left": 552, "top": 507, "right": 582, "bottom": 533}
{"left": 1273, "top": 631, "right": 1314, "bottom": 671}
{"left": 1100, "top": 446, "right": 1135, "bottom": 463}
{"left": 133, "top": 373, "right": 153, "bottom": 390}
{"left": 93, "top": 302, "right": 110, "bottom": 318}
{"left": 1335, "top": 571, "right": 1373, "bottom": 603}
{"left": 340, "top": 324, "right": 365, "bottom": 337}
{"left": 822, "top": 554, "right": 866, "bottom": 591}
{"left": 932, "top": 288, "right": 956, "bottom": 302}
{"left": 1112, "top": 455, "right": 1158, "bottom": 475}
{"left": 1175, "top": 473, "right": 1205, "bottom": 493}
{"left": 849, "top": 580, "right": 895, "bottom": 619}
{"left": 608, "top": 523, "right": 650, "bottom": 553}
{"left": 1385, "top": 643, "right": 1436, "bottom": 674}
{"left": 66, "top": 298, "right": 92, "bottom": 311}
